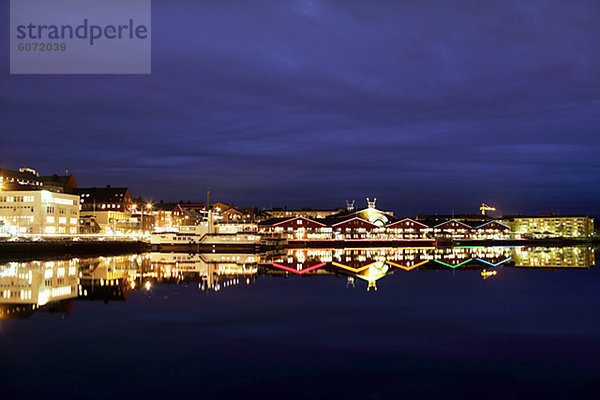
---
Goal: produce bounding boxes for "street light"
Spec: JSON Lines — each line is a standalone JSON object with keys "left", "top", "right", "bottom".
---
{"left": 145, "top": 203, "right": 154, "bottom": 233}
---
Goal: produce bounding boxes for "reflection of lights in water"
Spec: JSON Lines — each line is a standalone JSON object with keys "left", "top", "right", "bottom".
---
{"left": 130, "top": 281, "right": 135, "bottom": 289}
{"left": 37, "top": 289, "right": 50, "bottom": 306}
{"left": 481, "top": 269, "right": 498, "bottom": 280}
{"left": 145, "top": 281, "right": 151, "bottom": 291}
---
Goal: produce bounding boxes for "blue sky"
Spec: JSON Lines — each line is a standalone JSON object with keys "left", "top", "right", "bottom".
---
{"left": 1, "top": 0, "right": 599, "bottom": 216}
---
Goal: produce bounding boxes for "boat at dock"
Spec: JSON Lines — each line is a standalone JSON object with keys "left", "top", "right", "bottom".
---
{"left": 150, "top": 223, "right": 261, "bottom": 251}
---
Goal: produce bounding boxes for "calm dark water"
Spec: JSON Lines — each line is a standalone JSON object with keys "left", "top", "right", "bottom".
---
{"left": 0, "top": 248, "right": 599, "bottom": 399}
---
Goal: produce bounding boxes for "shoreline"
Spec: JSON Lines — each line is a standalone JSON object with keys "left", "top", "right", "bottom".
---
{"left": 0, "top": 237, "right": 597, "bottom": 262}
{"left": 0, "top": 240, "right": 149, "bottom": 263}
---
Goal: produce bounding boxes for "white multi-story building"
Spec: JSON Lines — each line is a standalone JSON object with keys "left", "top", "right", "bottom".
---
{"left": 0, "top": 190, "right": 79, "bottom": 235}
{"left": 501, "top": 215, "right": 594, "bottom": 238}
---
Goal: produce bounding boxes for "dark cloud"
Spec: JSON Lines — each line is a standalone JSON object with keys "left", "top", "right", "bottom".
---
{"left": 1, "top": 0, "right": 599, "bottom": 215}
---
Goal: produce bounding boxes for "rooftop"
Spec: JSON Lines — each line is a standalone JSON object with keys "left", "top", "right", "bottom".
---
{"left": 74, "top": 186, "right": 131, "bottom": 203}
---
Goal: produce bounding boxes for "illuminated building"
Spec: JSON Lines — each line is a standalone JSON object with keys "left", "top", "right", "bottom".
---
{"left": 430, "top": 220, "right": 473, "bottom": 239}
{"left": 258, "top": 214, "right": 511, "bottom": 241}
{"left": 153, "top": 202, "right": 182, "bottom": 228}
{"left": 0, "top": 167, "right": 43, "bottom": 188}
{"left": 0, "top": 167, "right": 77, "bottom": 193}
{"left": 221, "top": 207, "right": 246, "bottom": 222}
{"left": 75, "top": 186, "right": 133, "bottom": 212}
{"left": 74, "top": 186, "right": 133, "bottom": 234}
{"left": 258, "top": 199, "right": 398, "bottom": 241}
{"left": 210, "top": 201, "right": 231, "bottom": 213}
{"left": 502, "top": 215, "right": 594, "bottom": 238}
{"left": 408, "top": 218, "right": 511, "bottom": 240}
{"left": 147, "top": 203, "right": 205, "bottom": 229}
{"left": 471, "top": 220, "right": 512, "bottom": 239}
{"left": 153, "top": 202, "right": 252, "bottom": 227}
{"left": 178, "top": 203, "right": 207, "bottom": 225}
{"left": 386, "top": 218, "right": 429, "bottom": 239}
{"left": 260, "top": 216, "right": 331, "bottom": 240}
{"left": 0, "top": 189, "right": 79, "bottom": 235}
{"left": 332, "top": 217, "right": 379, "bottom": 240}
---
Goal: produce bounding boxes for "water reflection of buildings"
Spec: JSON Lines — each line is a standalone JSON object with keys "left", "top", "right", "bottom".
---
{"left": 148, "top": 252, "right": 258, "bottom": 292}
{"left": 266, "top": 247, "right": 515, "bottom": 272}
{"left": 511, "top": 247, "right": 595, "bottom": 269}
{"left": 264, "top": 246, "right": 596, "bottom": 289}
{"left": 0, "top": 247, "right": 595, "bottom": 318}
{"left": 78, "top": 255, "right": 138, "bottom": 303}
{"left": 0, "top": 259, "right": 79, "bottom": 319}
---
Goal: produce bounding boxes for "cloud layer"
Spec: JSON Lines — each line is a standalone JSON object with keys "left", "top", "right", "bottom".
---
{"left": 1, "top": 0, "right": 599, "bottom": 215}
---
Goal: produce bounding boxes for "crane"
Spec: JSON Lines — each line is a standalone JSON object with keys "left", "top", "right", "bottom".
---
{"left": 480, "top": 203, "right": 496, "bottom": 216}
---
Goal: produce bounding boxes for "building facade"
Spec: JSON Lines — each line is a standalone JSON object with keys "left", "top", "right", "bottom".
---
{"left": 0, "top": 190, "right": 79, "bottom": 235}
{"left": 332, "top": 217, "right": 379, "bottom": 240}
{"left": 0, "top": 167, "right": 43, "bottom": 189}
{"left": 0, "top": 167, "right": 76, "bottom": 194}
{"left": 260, "top": 216, "right": 331, "bottom": 240}
{"left": 386, "top": 218, "right": 429, "bottom": 239}
{"left": 258, "top": 214, "right": 513, "bottom": 241}
{"left": 502, "top": 215, "right": 594, "bottom": 238}
{"left": 74, "top": 186, "right": 133, "bottom": 234}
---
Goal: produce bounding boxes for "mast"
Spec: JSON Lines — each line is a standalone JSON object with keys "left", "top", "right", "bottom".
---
{"left": 207, "top": 189, "right": 213, "bottom": 234}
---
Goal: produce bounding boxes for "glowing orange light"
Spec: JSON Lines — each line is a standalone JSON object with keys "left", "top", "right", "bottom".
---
{"left": 331, "top": 261, "right": 371, "bottom": 273}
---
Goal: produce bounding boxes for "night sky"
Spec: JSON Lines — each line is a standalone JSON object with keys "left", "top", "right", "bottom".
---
{"left": 1, "top": 1, "right": 599, "bottom": 216}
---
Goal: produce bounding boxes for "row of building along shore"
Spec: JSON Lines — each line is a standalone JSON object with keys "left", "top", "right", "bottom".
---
{"left": 0, "top": 166, "right": 596, "bottom": 240}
